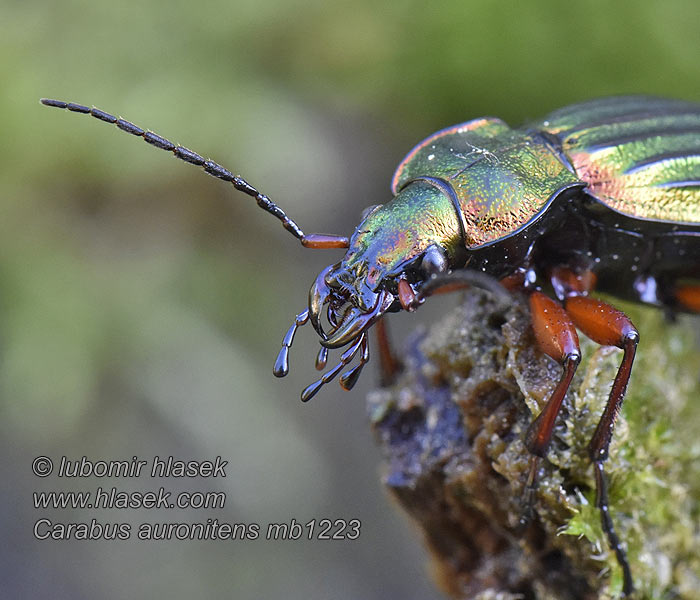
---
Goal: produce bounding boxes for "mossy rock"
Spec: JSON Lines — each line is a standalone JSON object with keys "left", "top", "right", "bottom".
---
{"left": 369, "top": 288, "right": 700, "bottom": 599}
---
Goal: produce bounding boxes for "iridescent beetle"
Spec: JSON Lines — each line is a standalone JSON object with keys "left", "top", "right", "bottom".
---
{"left": 41, "top": 96, "right": 700, "bottom": 595}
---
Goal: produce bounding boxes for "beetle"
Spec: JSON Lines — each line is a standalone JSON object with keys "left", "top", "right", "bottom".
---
{"left": 41, "top": 95, "right": 700, "bottom": 596}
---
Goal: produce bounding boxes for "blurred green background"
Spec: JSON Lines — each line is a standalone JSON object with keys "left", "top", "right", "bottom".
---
{"left": 1, "top": 0, "right": 698, "bottom": 598}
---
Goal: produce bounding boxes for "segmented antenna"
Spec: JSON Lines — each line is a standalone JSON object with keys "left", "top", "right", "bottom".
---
{"left": 40, "top": 98, "right": 307, "bottom": 241}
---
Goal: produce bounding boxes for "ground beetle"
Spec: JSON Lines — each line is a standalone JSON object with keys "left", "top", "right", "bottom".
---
{"left": 41, "top": 95, "right": 700, "bottom": 596}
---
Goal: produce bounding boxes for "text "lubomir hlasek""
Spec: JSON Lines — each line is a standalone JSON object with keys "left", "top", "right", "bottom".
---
{"left": 54, "top": 456, "right": 228, "bottom": 478}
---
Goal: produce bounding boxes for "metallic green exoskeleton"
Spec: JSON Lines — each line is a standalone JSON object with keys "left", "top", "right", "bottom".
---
{"left": 316, "top": 96, "right": 697, "bottom": 344}
{"left": 40, "top": 95, "right": 700, "bottom": 393}
{"left": 336, "top": 96, "right": 700, "bottom": 333}
{"left": 41, "top": 95, "right": 700, "bottom": 596}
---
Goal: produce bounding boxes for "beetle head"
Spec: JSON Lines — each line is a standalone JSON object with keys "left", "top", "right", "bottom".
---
{"left": 279, "top": 180, "right": 464, "bottom": 401}
{"left": 309, "top": 182, "right": 464, "bottom": 348}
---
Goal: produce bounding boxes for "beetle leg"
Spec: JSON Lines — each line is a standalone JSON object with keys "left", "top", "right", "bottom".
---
{"left": 564, "top": 295, "right": 638, "bottom": 597}
{"left": 549, "top": 265, "right": 597, "bottom": 301}
{"left": 374, "top": 318, "right": 401, "bottom": 386}
{"left": 674, "top": 284, "right": 700, "bottom": 312}
{"left": 522, "top": 292, "right": 581, "bottom": 524}
{"left": 527, "top": 292, "right": 581, "bottom": 455}
{"left": 499, "top": 270, "right": 527, "bottom": 292}
{"left": 397, "top": 278, "right": 417, "bottom": 312}
{"left": 412, "top": 270, "right": 513, "bottom": 310}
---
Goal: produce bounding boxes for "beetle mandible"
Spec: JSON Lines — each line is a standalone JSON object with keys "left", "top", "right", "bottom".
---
{"left": 41, "top": 95, "right": 700, "bottom": 596}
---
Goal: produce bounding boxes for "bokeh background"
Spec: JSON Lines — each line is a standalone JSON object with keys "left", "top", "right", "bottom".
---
{"left": 1, "top": 1, "right": 698, "bottom": 598}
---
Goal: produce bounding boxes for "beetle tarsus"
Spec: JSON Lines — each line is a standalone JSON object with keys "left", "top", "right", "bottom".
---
{"left": 594, "top": 461, "right": 634, "bottom": 596}
{"left": 518, "top": 455, "right": 541, "bottom": 532}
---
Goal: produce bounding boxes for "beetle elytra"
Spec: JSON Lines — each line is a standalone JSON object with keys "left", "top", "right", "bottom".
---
{"left": 41, "top": 95, "right": 700, "bottom": 596}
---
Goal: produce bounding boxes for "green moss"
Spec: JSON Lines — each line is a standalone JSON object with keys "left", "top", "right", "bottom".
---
{"left": 577, "top": 300, "right": 700, "bottom": 599}
{"left": 370, "top": 290, "right": 700, "bottom": 599}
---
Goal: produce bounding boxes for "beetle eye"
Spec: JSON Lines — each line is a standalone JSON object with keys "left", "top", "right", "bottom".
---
{"left": 360, "top": 204, "right": 381, "bottom": 220}
{"left": 421, "top": 245, "right": 448, "bottom": 277}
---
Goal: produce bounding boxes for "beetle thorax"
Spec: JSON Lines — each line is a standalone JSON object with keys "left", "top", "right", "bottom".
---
{"left": 346, "top": 179, "right": 464, "bottom": 283}
{"left": 307, "top": 180, "right": 463, "bottom": 349}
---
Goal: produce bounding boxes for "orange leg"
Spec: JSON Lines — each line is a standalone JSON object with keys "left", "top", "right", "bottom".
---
{"left": 564, "top": 296, "right": 639, "bottom": 464}
{"left": 522, "top": 292, "right": 581, "bottom": 525}
{"left": 374, "top": 317, "right": 401, "bottom": 386}
{"left": 527, "top": 292, "right": 582, "bottom": 456}
{"left": 564, "top": 295, "right": 637, "bottom": 596}
{"left": 528, "top": 270, "right": 638, "bottom": 596}
{"left": 675, "top": 284, "right": 700, "bottom": 312}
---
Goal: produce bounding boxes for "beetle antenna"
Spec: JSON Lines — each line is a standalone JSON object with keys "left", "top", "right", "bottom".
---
{"left": 40, "top": 98, "right": 349, "bottom": 248}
